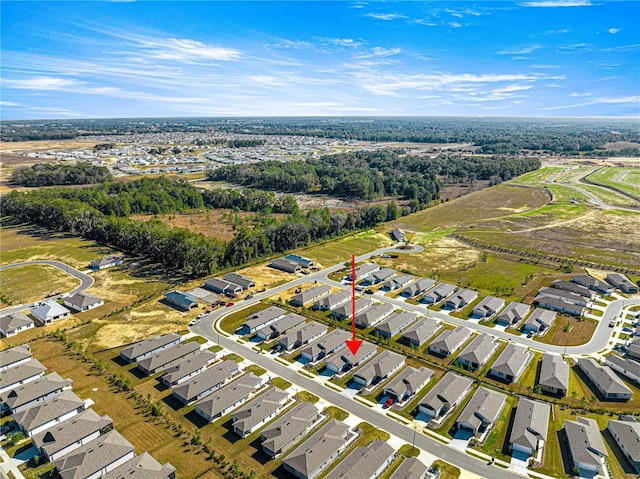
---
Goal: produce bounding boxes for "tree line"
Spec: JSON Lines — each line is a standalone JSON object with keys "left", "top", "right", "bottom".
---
{"left": 10, "top": 162, "right": 112, "bottom": 186}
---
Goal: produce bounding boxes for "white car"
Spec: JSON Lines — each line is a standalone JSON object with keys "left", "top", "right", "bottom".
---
{"left": 189, "top": 318, "right": 201, "bottom": 327}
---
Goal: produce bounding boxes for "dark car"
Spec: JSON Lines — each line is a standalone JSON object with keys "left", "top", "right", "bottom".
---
{"left": 364, "top": 289, "right": 374, "bottom": 295}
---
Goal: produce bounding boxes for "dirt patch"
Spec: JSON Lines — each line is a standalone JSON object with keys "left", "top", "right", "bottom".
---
{"left": 535, "top": 316, "right": 597, "bottom": 346}
{"left": 235, "top": 262, "right": 298, "bottom": 289}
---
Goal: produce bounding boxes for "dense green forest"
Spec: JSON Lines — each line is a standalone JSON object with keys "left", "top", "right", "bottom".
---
{"left": 10, "top": 162, "right": 112, "bottom": 186}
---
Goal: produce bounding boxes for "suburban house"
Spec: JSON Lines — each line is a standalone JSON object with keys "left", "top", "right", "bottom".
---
{"left": 194, "top": 373, "right": 265, "bottom": 423}
{"left": 278, "top": 322, "right": 328, "bottom": 352}
{"left": 31, "top": 301, "right": 71, "bottom": 325}
{"left": 606, "top": 353, "right": 640, "bottom": 384}
{"left": 564, "top": 417, "right": 609, "bottom": 474}
{"left": 223, "top": 272, "right": 255, "bottom": 290}
{"left": 0, "top": 344, "right": 33, "bottom": 371}
{"left": 538, "top": 286, "right": 589, "bottom": 306}
{"left": 428, "top": 326, "right": 471, "bottom": 357}
{"left": 402, "top": 278, "right": 436, "bottom": 297}
{"left": 535, "top": 294, "right": 586, "bottom": 316}
{"left": 383, "top": 366, "right": 433, "bottom": 402}
{"left": 291, "top": 285, "right": 332, "bottom": 307}
{"left": 347, "top": 263, "right": 380, "bottom": 282}
{"left": 137, "top": 341, "right": 201, "bottom": 376}
{"left": 331, "top": 297, "right": 374, "bottom": 320}
{"left": 455, "top": 387, "right": 507, "bottom": 438}
{"left": 283, "top": 419, "right": 353, "bottom": 479}
{"left": 164, "top": 290, "right": 198, "bottom": 311}
{"left": 54, "top": 429, "right": 135, "bottom": 479}
{"left": 401, "top": 318, "right": 441, "bottom": 347}
{"left": 538, "top": 354, "right": 570, "bottom": 397}
{"left": 362, "top": 268, "right": 397, "bottom": 286}
{"left": 260, "top": 401, "right": 320, "bottom": 458}
{"left": 390, "top": 228, "right": 406, "bottom": 242}
{"left": 354, "top": 303, "right": 395, "bottom": 328}
{"left": 101, "top": 453, "right": 176, "bottom": 479}
{"left": 325, "top": 342, "right": 378, "bottom": 375}
{"left": 472, "top": 296, "right": 505, "bottom": 318}
{"left": 522, "top": 308, "right": 557, "bottom": 334}
{"left": 418, "top": 372, "right": 473, "bottom": 421}
{"left": 381, "top": 274, "right": 414, "bottom": 292}
{"left": 32, "top": 409, "right": 113, "bottom": 462}
{"left": 14, "top": 389, "right": 85, "bottom": 437}
{"left": 607, "top": 419, "right": 640, "bottom": 473}
{"left": 422, "top": 283, "right": 456, "bottom": 304}
{"left": 204, "top": 278, "right": 243, "bottom": 296}
{"left": 172, "top": 359, "right": 240, "bottom": 405}
{"left": 577, "top": 358, "right": 633, "bottom": 400}
{"left": 63, "top": 292, "right": 104, "bottom": 312}
{"left": 0, "top": 372, "right": 73, "bottom": 414}
{"left": 0, "top": 312, "right": 34, "bottom": 338}
{"left": 489, "top": 343, "right": 532, "bottom": 383}
{"left": 497, "top": 302, "right": 531, "bottom": 326}
{"left": 628, "top": 340, "right": 640, "bottom": 361}
{"left": 374, "top": 311, "right": 419, "bottom": 338}
{"left": 456, "top": 334, "right": 498, "bottom": 371}
{"left": 551, "top": 280, "right": 594, "bottom": 300}
{"left": 390, "top": 458, "right": 428, "bottom": 479}
{"left": 120, "top": 333, "right": 181, "bottom": 364}
{"left": 270, "top": 258, "right": 302, "bottom": 273}
{"left": 444, "top": 289, "right": 478, "bottom": 310}
{"left": 572, "top": 274, "right": 614, "bottom": 295}
{"left": 161, "top": 350, "right": 218, "bottom": 387}
{"left": 232, "top": 387, "right": 290, "bottom": 438}
{"left": 325, "top": 440, "right": 395, "bottom": 479}
{"left": 0, "top": 358, "right": 47, "bottom": 395}
{"left": 256, "top": 313, "right": 306, "bottom": 341}
{"left": 90, "top": 255, "right": 124, "bottom": 270}
{"left": 242, "top": 306, "right": 286, "bottom": 335}
{"left": 606, "top": 273, "right": 639, "bottom": 294}
{"left": 509, "top": 398, "right": 550, "bottom": 456}
{"left": 313, "top": 290, "right": 350, "bottom": 311}
{"left": 284, "top": 253, "right": 315, "bottom": 268}
{"left": 353, "top": 350, "right": 405, "bottom": 387}
{"left": 300, "top": 329, "right": 351, "bottom": 362}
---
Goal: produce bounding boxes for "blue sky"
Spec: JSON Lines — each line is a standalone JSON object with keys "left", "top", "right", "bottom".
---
{"left": 1, "top": 1, "right": 639, "bottom": 119}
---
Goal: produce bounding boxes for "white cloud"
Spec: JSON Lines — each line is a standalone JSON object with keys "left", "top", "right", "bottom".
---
{"left": 608, "top": 28, "right": 620, "bottom": 34}
{"left": 269, "top": 39, "right": 311, "bottom": 49}
{"left": 520, "top": 0, "right": 592, "bottom": 7}
{"left": 449, "top": 22, "right": 463, "bottom": 28}
{"left": 542, "top": 95, "right": 640, "bottom": 110}
{"left": 138, "top": 38, "right": 241, "bottom": 62}
{"left": 497, "top": 45, "right": 541, "bottom": 55}
{"left": 4, "top": 76, "right": 79, "bottom": 90}
{"left": 330, "top": 38, "right": 362, "bottom": 48}
{"left": 371, "top": 47, "right": 401, "bottom": 57}
{"left": 365, "top": 13, "right": 407, "bottom": 21}
{"left": 0, "top": 101, "right": 22, "bottom": 106}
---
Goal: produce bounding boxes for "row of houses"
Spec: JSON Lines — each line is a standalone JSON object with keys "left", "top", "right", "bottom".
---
{"left": 204, "top": 272, "right": 256, "bottom": 297}
{"left": 270, "top": 254, "right": 316, "bottom": 274}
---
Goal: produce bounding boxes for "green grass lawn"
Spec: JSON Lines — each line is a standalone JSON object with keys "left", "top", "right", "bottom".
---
{"left": 472, "top": 394, "right": 517, "bottom": 462}
{"left": 300, "top": 229, "right": 391, "bottom": 266}
{"left": 0, "top": 263, "right": 80, "bottom": 305}
{"left": 431, "top": 460, "right": 461, "bottom": 479}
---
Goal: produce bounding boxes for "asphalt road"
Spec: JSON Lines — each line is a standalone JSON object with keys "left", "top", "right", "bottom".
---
{"left": 0, "top": 260, "right": 94, "bottom": 315}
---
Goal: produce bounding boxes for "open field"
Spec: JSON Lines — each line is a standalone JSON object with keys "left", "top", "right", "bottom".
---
{"left": 0, "top": 264, "right": 80, "bottom": 306}
{"left": 586, "top": 167, "right": 640, "bottom": 199}
{"left": 235, "top": 262, "right": 299, "bottom": 290}
{"left": 534, "top": 316, "right": 597, "bottom": 347}
{"left": 301, "top": 229, "right": 392, "bottom": 266}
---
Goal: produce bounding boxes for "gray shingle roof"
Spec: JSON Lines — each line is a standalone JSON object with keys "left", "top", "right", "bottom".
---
{"left": 390, "top": 457, "right": 428, "bottom": 479}
{"left": 565, "top": 417, "right": 608, "bottom": 469}
{"left": 551, "top": 280, "right": 593, "bottom": 298}
{"left": 498, "top": 302, "right": 531, "bottom": 324}
{"left": 577, "top": 358, "right": 633, "bottom": 396}
{"left": 369, "top": 267, "right": 396, "bottom": 284}
{"left": 223, "top": 272, "right": 255, "bottom": 289}
{"left": 172, "top": 360, "right": 239, "bottom": 403}
{"left": 375, "top": 311, "right": 418, "bottom": 336}
{"left": 420, "top": 372, "right": 473, "bottom": 416}
{"left": 245, "top": 306, "right": 286, "bottom": 331}
{"left": 161, "top": 350, "right": 217, "bottom": 385}
{"left": 401, "top": 318, "right": 440, "bottom": 344}
{"left": 490, "top": 344, "right": 531, "bottom": 378}
{"left": 354, "top": 350, "right": 405, "bottom": 384}
{"left": 472, "top": 296, "right": 505, "bottom": 316}
{"left": 509, "top": 398, "right": 550, "bottom": 451}
{"left": 456, "top": 334, "right": 497, "bottom": 367}
{"left": 348, "top": 263, "right": 379, "bottom": 281}
{"left": 445, "top": 289, "right": 478, "bottom": 308}
{"left": 1, "top": 372, "right": 72, "bottom": 412}
{"left": 607, "top": 419, "right": 640, "bottom": 463}
{"left": 279, "top": 322, "right": 328, "bottom": 349}
{"left": 301, "top": 329, "right": 351, "bottom": 359}
{"left": 313, "top": 290, "right": 350, "bottom": 310}
{"left": 137, "top": 341, "right": 201, "bottom": 374}
{"left": 0, "top": 358, "right": 46, "bottom": 391}
{"left": 292, "top": 285, "right": 332, "bottom": 306}
{"left": 64, "top": 292, "right": 103, "bottom": 309}
{"left": 260, "top": 401, "right": 319, "bottom": 455}
{"left": 355, "top": 303, "right": 395, "bottom": 327}
{"left": 455, "top": 387, "right": 507, "bottom": 433}
{"left": 429, "top": 326, "right": 471, "bottom": 355}
{"left": 325, "top": 439, "right": 395, "bottom": 479}
{"left": 120, "top": 333, "right": 180, "bottom": 362}
{"left": 232, "top": 387, "right": 289, "bottom": 435}
{"left": 402, "top": 278, "right": 435, "bottom": 297}
{"left": 606, "top": 354, "right": 640, "bottom": 381}
{"left": 258, "top": 313, "right": 306, "bottom": 338}
{"left": 195, "top": 373, "right": 263, "bottom": 419}
{"left": 424, "top": 283, "right": 456, "bottom": 301}
{"left": 0, "top": 312, "right": 34, "bottom": 334}
{"left": 332, "top": 298, "right": 374, "bottom": 318}
{"left": 523, "top": 308, "right": 557, "bottom": 331}
{"left": 325, "top": 342, "right": 378, "bottom": 372}
{"left": 101, "top": 452, "right": 176, "bottom": 479}
{"left": 539, "top": 354, "right": 569, "bottom": 393}
{"left": 384, "top": 366, "right": 433, "bottom": 399}
{"left": 13, "top": 389, "right": 85, "bottom": 433}
{"left": 0, "top": 344, "right": 32, "bottom": 369}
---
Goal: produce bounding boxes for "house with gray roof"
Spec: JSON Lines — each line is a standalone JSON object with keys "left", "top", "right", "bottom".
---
{"left": 278, "top": 322, "right": 328, "bottom": 351}
{"left": 164, "top": 290, "right": 198, "bottom": 311}
{"left": 381, "top": 274, "right": 414, "bottom": 292}
{"left": 161, "top": 350, "right": 218, "bottom": 387}
{"left": 428, "top": 326, "right": 471, "bottom": 357}
{"left": 355, "top": 303, "right": 395, "bottom": 328}
{"left": 577, "top": 357, "right": 633, "bottom": 400}
{"left": 291, "top": 285, "right": 332, "bottom": 307}
{"left": 32, "top": 409, "right": 113, "bottom": 462}
{"left": 300, "top": 329, "right": 351, "bottom": 362}
{"left": 1, "top": 372, "right": 73, "bottom": 414}
{"left": 456, "top": 387, "right": 507, "bottom": 438}
{"left": 285, "top": 254, "right": 315, "bottom": 268}
{"left": 390, "top": 457, "right": 428, "bottom": 479}
{"left": 353, "top": 350, "right": 405, "bottom": 387}
{"left": 497, "top": 302, "right": 531, "bottom": 326}
{"left": 628, "top": 340, "right": 640, "bottom": 361}
{"left": 101, "top": 452, "right": 177, "bottom": 479}
{"left": 456, "top": 335, "right": 498, "bottom": 371}
{"left": 391, "top": 228, "right": 406, "bottom": 242}
{"left": 261, "top": 401, "right": 320, "bottom": 458}
{"left": 325, "top": 342, "right": 378, "bottom": 375}
{"left": 270, "top": 258, "right": 302, "bottom": 273}
{"left": 120, "top": 333, "right": 181, "bottom": 364}
{"left": 401, "top": 318, "right": 441, "bottom": 347}
{"left": 242, "top": 306, "right": 286, "bottom": 334}
{"left": 472, "top": 296, "right": 505, "bottom": 318}
{"left": 537, "top": 287, "right": 588, "bottom": 306}
{"left": 383, "top": 366, "right": 433, "bottom": 402}
{"left": 54, "top": 429, "right": 135, "bottom": 479}
{"left": 331, "top": 298, "right": 374, "bottom": 320}
{"left": 509, "top": 398, "right": 550, "bottom": 456}
{"left": 606, "top": 353, "right": 640, "bottom": 384}
{"left": 172, "top": 359, "right": 239, "bottom": 405}
{"left": 551, "top": 280, "right": 594, "bottom": 299}
{"left": 0, "top": 358, "right": 46, "bottom": 395}
{"left": 606, "top": 273, "right": 639, "bottom": 294}
{"left": 422, "top": 283, "right": 456, "bottom": 304}
{"left": 194, "top": 373, "right": 265, "bottom": 422}
{"left": 90, "top": 255, "right": 124, "bottom": 270}
{"left": 257, "top": 313, "right": 306, "bottom": 341}
{"left": 63, "top": 292, "right": 104, "bottom": 312}
{"left": 402, "top": 278, "right": 435, "bottom": 298}
{"left": 31, "top": 300, "right": 71, "bottom": 325}
{"left": 534, "top": 296, "right": 585, "bottom": 317}
{"left": 522, "top": 308, "right": 557, "bottom": 333}
{"left": 347, "top": 263, "right": 380, "bottom": 282}
{"left": 0, "top": 312, "right": 34, "bottom": 338}
{"left": 444, "top": 289, "right": 478, "bottom": 310}
{"left": 232, "top": 387, "right": 290, "bottom": 437}
{"left": 223, "top": 272, "right": 255, "bottom": 290}
{"left": 283, "top": 419, "right": 352, "bottom": 479}
{"left": 14, "top": 389, "right": 85, "bottom": 437}
{"left": 418, "top": 372, "right": 473, "bottom": 421}
{"left": 204, "top": 278, "right": 243, "bottom": 296}
{"left": 489, "top": 344, "right": 532, "bottom": 383}
{"left": 374, "top": 311, "right": 418, "bottom": 338}
{"left": 572, "top": 274, "right": 614, "bottom": 295}
{"left": 0, "top": 344, "right": 32, "bottom": 371}
{"left": 565, "top": 417, "right": 608, "bottom": 473}
{"left": 325, "top": 439, "right": 395, "bottom": 479}
{"left": 607, "top": 419, "right": 640, "bottom": 473}
{"left": 137, "top": 341, "right": 201, "bottom": 376}
{"left": 313, "top": 290, "right": 350, "bottom": 311}
{"left": 538, "top": 354, "right": 569, "bottom": 397}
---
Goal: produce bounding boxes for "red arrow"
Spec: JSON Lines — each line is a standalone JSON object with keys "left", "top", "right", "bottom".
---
{"left": 346, "top": 253, "right": 363, "bottom": 355}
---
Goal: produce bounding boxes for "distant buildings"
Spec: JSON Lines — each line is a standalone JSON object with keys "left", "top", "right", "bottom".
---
{"left": 90, "top": 255, "right": 124, "bottom": 271}
{"left": 270, "top": 258, "right": 302, "bottom": 273}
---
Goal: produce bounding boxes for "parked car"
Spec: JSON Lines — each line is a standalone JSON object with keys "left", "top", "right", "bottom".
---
{"left": 364, "top": 289, "right": 374, "bottom": 295}
{"left": 245, "top": 294, "right": 254, "bottom": 300}
{"left": 384, "top": 397, "right": 394, "bottom": 408}
{"left": 226, "top": 302, "right": 235, "bottom": 307}
{"left": 609, "top": 321, "right": 616, "bottom": 328}
{"left": 189, "top": 318, "right": 200, "bottom": 326}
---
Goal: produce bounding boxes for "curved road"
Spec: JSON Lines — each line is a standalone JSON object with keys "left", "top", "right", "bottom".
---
{"left": 0, "top": 260, "right": 94, "bottom": 315}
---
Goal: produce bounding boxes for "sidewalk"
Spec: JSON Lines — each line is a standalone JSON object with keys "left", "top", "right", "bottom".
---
{"left": 0, "top": 445, "right": 26, "bottom": 479}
